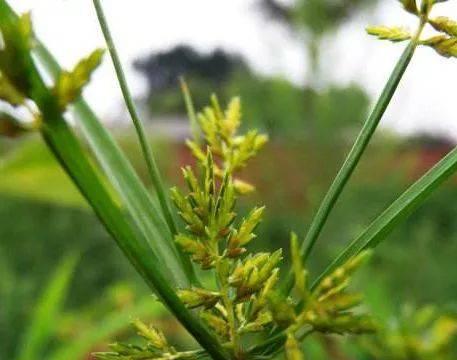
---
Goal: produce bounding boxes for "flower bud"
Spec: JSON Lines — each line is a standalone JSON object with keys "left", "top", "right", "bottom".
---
{"left": 131, "top": 319, "right": 168, "bottom": 350}
{"left": 178, "top": 287, "right": 221, "bottom": 309}
{"left": 200, "top": 311, "right": 230, "bottom": 340}
{"left": 366, "top": 26, "right": 411, "bottom": 42}
{"left": 285, "top": 332, "right": 304, "bottom": 360}
{"left": 267, "top": 292, "right": 296, "bottom": 328}
{"left": 53, "top": 49, "right": 104, "bottom": 110}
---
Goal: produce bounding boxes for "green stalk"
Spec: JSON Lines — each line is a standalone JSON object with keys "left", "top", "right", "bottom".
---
{"left": 34, "top": 42, "right": 197, "bottom": 287}
{"left": 91, "top": 0, "right": 178, "bottom": 238}
{"left": 216, "top": 259, "right": 239, "bottom": 357}
{"left": 312, "top": 144, "right": 457, "bottom": 290}
{"left": 301, "top": 41, "right": 416, "bottom": 258}
{"left": 42, "top": 122, "right": 227, "bottom": 360}
{"left": 180, "top": 77, "right": 201, "bottom": 143}
{"left": 0, "top": 2, "right": 224, "bottom": 356}
{"left": 29, "top": 61, "right": 228, "bottom": 360}
{"left": 283, "top": 28, "right": 424, "bottom": 294}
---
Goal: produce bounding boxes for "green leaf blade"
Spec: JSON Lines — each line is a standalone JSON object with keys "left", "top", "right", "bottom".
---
{"left": 33, "top": 43, "right": 196, "bottom": 287}
{"left": 90, "top": 0, "right": 198, "bottom": 284}
{"left": 282, "top": 41, "right": 418, "bottom": 295}
{"left": 17, "top": 254, "right": 78, "bottom": 360}
{"left": 313, "top": 145, "right": 457, "bottom": 289}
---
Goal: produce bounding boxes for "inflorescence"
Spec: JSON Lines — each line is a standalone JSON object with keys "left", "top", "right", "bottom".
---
{"left": 94, "top": 96, "right": 375, "bottom": 360}
{"left": 367, "top": 0, "right": 457, "bottom": 58}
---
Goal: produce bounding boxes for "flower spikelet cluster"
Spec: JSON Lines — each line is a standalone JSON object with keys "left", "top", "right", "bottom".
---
{"left": 367, "top": 0, "right": 457, "bottom": 59}
{"left": 267, "top": 235, "right": 377, "bottom": 360}
{"left": 172, "top": 96, "right": 376, "bottom": 359}
{"left": 95, "top": 319, "right": 199, "bottom": 360}
{"left": 96, "top": 94, "right": 377, "bottom": 360}
{"left": 0, "top": 12, "right": 103, "bottom": 138}
{"left": 172, "top": 95, "right": 277, "bottom": 356}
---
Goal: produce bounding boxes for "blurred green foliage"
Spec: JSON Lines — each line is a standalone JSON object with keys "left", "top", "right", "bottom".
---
{"left": 1, "top": 128, "right": 456, "bottom": 359}
{"left": 360, "top": 304, "right": 457, "bottom": 360}
{"left": 146, "top": 71, "right": 369, "bottom": 141}
{"left": 1, "top": 0, "right": 456, "bottom": 358}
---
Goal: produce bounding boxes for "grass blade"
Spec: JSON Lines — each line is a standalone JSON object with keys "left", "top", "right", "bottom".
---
{"left": 40, "top": 109, "right": 228, "bottom": 360}
{"left": 301, "top": 41, "right": 417, "bottom": 260}
{"left": 33, "top": 40, "right": 197, "bottom": 286}
{"left": 180, "top": 77, "right": 200, "bottom": 143}
{"left": 313, "top": 145, "right": 457, "bottom": 289}
{"left": 91, "top": 0, "right": 177, "bottom": 238}
{"left": 0, "top": 3, "right": 225, "bottom": 357}
{"left": 283, "top": 41, "right": 419, "bottom": 294}
{"left": 17, "top": 255, "right": 78, "bottom": 360}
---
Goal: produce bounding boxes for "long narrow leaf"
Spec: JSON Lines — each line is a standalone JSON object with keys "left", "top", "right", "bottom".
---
{"left": 39, "top": 104, "right": 227, "bottom": 360}
{"left": 91, "top": 0, "right": 178, "bottom": 238}
{"left": 283, "top": 41, "right": 418, "bottom": 294}
{"left": 255, "top": 147, "right": 457, "bottom": 357}
{"left": 0, "top": 3, "right": 227, "bottom": 358}
{"left": 313, "top": 145, "right": 457, "bottom": 289}
{"left": 90, "top": 0, "right": 198, "bottom": 283}
{"left": 300, "top": 41, "right": 417, "bottom": 260}
{"left": 17, "top": 255, "right": 78, "bottom": 360}
{"left": 34, "top": 41, "right": 196, "bottom": 286}
{"left": 180, "top": 78, "right": 200, "bottom": 143}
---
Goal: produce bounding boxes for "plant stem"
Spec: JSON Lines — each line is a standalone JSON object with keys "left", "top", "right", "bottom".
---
{"left": 299, "top": 42, "right": 414, "bottom": 259}
{"left": 34, "top": 42, "right": 197, "bottom": 287}
{"left": 216, "top": 259, "right": 239, "bottom": 358}
{"left": 91, "top": 0, "right": 200, "bottom": 286}
{"left": 91, "top": 0, "right": 177, "bottom": 237}
{"left": 180, "top": 77, "right": 201, "bottom": 144}
{"left": 27, "top": 57, "right": 229, "bottom": 360}
{"left": 41, "top": 122, "right": 228, "bottom": 360}
{"left": 283, "top": 24, "right": 425, "bottom": 295}
{"left": 312, "top": 144, "right": 457, "bottom": 291}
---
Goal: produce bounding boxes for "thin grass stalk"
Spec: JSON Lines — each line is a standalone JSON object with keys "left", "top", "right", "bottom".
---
{"left": 91, "top": 0, "right": 180, "bottom": 240}
{"left": 299, "top": 40, "right": 416, "bottom": 259}
{"left": 33, "top": 42, "right": 196, "bottom": 286}
{"left": 283, "top": 26, "right": 424, "bottom": 294}
{"left": 180, "top": 77, "right": 201, "bottom": 143}
{"left": 92, "top": 0, "right": 199, "bottom": 283}
{"left": 0, "top": 2, "right": 226, "bottom": 356}
{"left": 30, "top": 67, "right": 229, "bottom": 360}
{"left": 312, "top": 143, "right": 457, "bottom": 290}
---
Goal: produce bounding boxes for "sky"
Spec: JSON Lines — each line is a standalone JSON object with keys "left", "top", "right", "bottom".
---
{"left": 7, "top": 0, "right": 457, "bottom": 139}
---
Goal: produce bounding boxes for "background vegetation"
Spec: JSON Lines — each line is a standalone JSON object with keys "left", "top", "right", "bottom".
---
{"left": 1, "top": 0, "right": 456, "bottom": 358}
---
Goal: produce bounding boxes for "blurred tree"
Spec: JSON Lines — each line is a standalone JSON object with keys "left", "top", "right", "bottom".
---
{"left": 227, "top": 73, "right": 368, "bottom": 141}
{"left": 134, "top": 45, "right": 247, "bottom": 94}
{"left": 260, "top": 0, "right": 378, "bottom": 72}
{"left": 134, "top": 45, "right": 247, "bottom": 113}
{"left": 133, "top": 1, "right": 377, "bottom": 141}
{"left": 261, "top": 0, "right": 377, "bottom": 34}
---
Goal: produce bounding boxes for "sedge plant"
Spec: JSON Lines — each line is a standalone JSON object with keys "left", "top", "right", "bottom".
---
{"left": 1, "top": 0, "right": 457, "bottom": 359}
